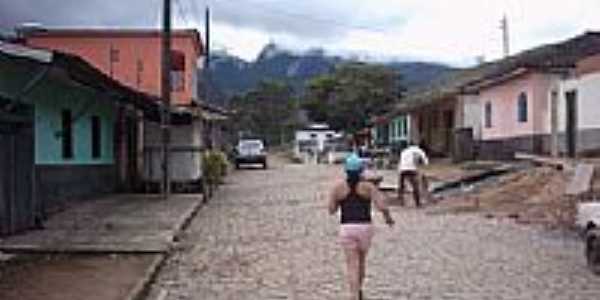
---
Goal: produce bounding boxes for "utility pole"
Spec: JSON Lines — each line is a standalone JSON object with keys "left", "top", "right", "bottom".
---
{"left": 202, "top": 5, "right": 213, "bottom": 149}
{"left": 161, "top": 0, "right": 172, "bottom": 198}
{"left": 501, "top": 15, "right": 510, "bottom": 58}
{"left": 204, "top": 6, "right": 211, "bottom": 104}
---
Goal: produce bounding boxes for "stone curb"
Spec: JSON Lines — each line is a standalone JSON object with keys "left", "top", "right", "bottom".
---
{"left": 125, "top": 254, "right": 168, "bottom": 300}
{"left": 170, "top": 194, "right": 205, "bottom": 244}
{"left": 124, "top": 194, "right": 206, "bottom": 300}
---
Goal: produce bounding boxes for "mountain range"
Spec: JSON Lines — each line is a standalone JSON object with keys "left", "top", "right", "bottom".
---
{"left": 201, "top": 43, "right": 456, "bottom": 101}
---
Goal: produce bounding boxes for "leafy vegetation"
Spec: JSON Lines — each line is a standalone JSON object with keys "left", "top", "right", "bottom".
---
{"left": 229, "top": 81, "right": 302, "bottom": 146}
{"left": 202, "top": 150, "right": 229, "bottom": 188}
{"left": 302, "top": 62, "right": 404, "bottom": 133}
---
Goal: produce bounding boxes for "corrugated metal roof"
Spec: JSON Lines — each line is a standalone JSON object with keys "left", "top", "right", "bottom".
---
{"left": 0, "top": 41, "right": 185, "bottom": 123}
{"left": 0, "top": 41, "right": 52, "bottom": 63}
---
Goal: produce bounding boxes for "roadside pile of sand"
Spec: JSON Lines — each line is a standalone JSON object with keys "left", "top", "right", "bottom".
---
{"left": 431, "top": 167, "right": 581, "bottom": 228}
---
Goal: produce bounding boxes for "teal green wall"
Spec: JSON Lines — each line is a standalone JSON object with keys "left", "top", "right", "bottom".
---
{"left": 31, "top": 79, "right": 115, "bottom": 165}
{"left": 1, "top": 55, "right": 116, "bottom": 165}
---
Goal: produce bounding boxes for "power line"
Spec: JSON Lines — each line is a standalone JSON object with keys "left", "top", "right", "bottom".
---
{"left": 186, "top": 0, "right": 489, "bottom": 62}
{"left": 186, "top": 0, "right": 202, "bottom": 25}
{"left": 214, "top": 0, "right": 390, "bottom": 33}
{"left": 204, "top": 0, "right": 470, "bottom": 55}
{"left": 174, "top": 0, "right": 191, "bottom": 25}
{"left": 151, "top": 0, "right": 163, "bottom": 28}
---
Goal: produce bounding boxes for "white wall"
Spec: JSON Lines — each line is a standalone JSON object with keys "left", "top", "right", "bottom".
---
{"left": 574, "top": 73, "right": 600, "bottom": 130}
{"left": 143, "top": 119, "right": 203, "bottom": 182}
{"left": 294, "top": 129, "right": 337, "bottom": 154}
{"left": 557, "top": 73, "right": 600, "bottom": 132}
{"left": 459, "top": 95, "right": 483, "bottom": 140}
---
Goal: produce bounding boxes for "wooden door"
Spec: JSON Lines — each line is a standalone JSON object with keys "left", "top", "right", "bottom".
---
{"left": 0, "top": 118, "right": 35, "bottom": 236}
{"left": 444, "top": 110, "right": 455, "bottom": 153}
{"left": 126, "top": 115, "right": 138, "bottom": 188}
{"left": 565, "top": 91, "right": 578, "bottom": 158}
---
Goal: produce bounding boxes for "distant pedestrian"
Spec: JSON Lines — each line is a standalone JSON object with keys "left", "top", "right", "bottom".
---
{"left": 329, "top": 153, "right": 394, "bottom": 300}
{"left": 397, "top": 143, "right": 429, "bottom": 207}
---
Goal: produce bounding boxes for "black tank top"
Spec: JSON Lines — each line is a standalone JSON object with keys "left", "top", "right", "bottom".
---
{"left": 340, "top": 183, "right": 372, "bottom": 224}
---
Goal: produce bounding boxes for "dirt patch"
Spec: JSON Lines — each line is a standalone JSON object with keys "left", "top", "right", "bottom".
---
{"left": 429, "top": 167, "right": 582, "bottom": 229}
{"left": 0, "top": 254, "right": 159, "bottom": 300}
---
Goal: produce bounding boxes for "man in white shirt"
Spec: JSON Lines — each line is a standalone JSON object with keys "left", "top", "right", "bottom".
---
{"left": 397, "top": 143, "right": 429, "bottom": 207}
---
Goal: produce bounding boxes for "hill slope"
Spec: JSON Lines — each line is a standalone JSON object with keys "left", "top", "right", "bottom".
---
{"left": 203, "top": 43, "right": 456, "bottom": 99}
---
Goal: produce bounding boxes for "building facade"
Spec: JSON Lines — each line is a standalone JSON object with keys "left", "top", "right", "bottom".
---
{"left": 294, "top": 124, "right": 339, "bottom": 157}
{"left": 469, "top": 71, "right": 561, "bottom": 159}
{"left": 555, "top": 54, "right": 600, "bottom": 156}
{"left": 381, "top": 31, "right": 600, "bottom": 161}
{"left": 0, "top": 42, "right": 160, "bottom": 235}
{"left": 25, "top": 28, "right": 202, "bottom": 106}
{"left": 24, "top": 28, "right": 212, "bottom": 188}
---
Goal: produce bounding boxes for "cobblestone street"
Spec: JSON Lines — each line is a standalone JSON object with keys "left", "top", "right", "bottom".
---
{"left": 148, "top": 159, "right": 600, "bottom": 300}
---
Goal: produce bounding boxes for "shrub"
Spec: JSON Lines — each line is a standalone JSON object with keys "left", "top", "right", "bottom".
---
{"left": 203, "top": 150, "right": 229, "bottom": 187}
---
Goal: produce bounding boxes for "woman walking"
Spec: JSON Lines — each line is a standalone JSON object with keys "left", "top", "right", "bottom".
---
{"left": 329, "top": 154, "right": 394, "bottom": 300}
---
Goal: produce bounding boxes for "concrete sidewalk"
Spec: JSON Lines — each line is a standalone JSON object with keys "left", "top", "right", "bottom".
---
{"left": 0, "top": 194, "right": 204, "bottom": 253}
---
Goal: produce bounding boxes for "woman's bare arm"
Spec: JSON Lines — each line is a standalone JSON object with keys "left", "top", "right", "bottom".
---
{"left": 369, "top": 183, "right": 395, "bottom": 226}
{"left": 328, "top": 184, "right": 340, "bottom": 215}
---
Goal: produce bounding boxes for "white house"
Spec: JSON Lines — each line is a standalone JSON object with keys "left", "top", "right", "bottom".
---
{"left": 554, "top": 53, "right": 600, "bottom": 156}
{"left": 294, "top": 124, "right": 340, "bottom": 157}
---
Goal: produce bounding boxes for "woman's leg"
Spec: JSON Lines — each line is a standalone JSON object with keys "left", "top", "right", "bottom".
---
{"left": 343, "top": 246, "right": 361, "bottom": 300}
{"left": 358, "top": 249, "right": 367, "bottom": 286}
{"left": 358, "top": 226, "right": 373, "bottom": 295}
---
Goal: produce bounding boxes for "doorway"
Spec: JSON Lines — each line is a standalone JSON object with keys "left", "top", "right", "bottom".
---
{"left": 444, "top": 110, "right": 455, "bottom": 153}
{"left": 0, "top": 115, "right": 36, "bottom": 236}
{"left": 565, "top": 90, "right": 578, "bottom": 158}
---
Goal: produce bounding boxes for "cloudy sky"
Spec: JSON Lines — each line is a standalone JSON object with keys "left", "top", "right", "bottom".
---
{"left": 1, "top": 0, "right": 600, "bottom": 66}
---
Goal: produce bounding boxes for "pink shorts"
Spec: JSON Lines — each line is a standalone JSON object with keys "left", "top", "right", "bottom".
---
{"left": 339, "top": 224, "right": 374, "bottom": 251}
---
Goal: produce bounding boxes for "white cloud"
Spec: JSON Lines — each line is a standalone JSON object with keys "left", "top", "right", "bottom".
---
{"left": 3, "top": 0, "right": 600, "bottom": 65}
{"left": 202, "top": 0, "right": 600, "bottom": 66}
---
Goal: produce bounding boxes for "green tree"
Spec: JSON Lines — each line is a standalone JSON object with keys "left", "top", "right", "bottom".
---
{"left": 230, "top": 81, "right": 301, "bottom": 146}
{"left": 303, "top": 62, "right": 403, "bottom": 133}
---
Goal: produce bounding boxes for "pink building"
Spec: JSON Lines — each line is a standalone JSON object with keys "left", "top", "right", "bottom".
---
{"left": 465, "top": 69, "right": 560, "bottom": 157}
{"left": 465, "top": 32, "right": 600, "bottom": 159}
{"left": 24, "top": 28, "right": 203, "bottom": 106}
{"left": 385, "top": 31, "right": 600, "bottom": 160}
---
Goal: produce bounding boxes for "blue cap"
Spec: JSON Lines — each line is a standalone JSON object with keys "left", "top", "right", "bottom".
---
{"left": 344, "top": 153, "right": 363, "bottom": 172}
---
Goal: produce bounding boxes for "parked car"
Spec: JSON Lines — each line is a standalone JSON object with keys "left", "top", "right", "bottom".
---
{"left": 235, "top": 139, "right": 267, "bottom": 169}
{"left": 576, "top": 201, "right": 600, "bottom": 274}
